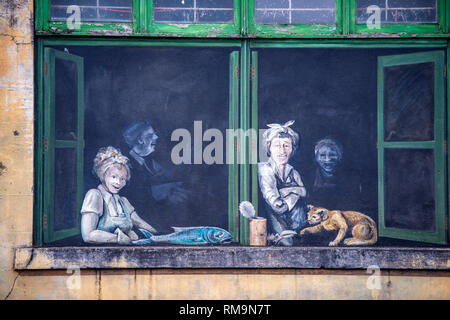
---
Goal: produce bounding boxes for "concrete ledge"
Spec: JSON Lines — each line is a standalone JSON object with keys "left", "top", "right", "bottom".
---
{"left": 14, "top": 246, "right": 450, "bottom": 270}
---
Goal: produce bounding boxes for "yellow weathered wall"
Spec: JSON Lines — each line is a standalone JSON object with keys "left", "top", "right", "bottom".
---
{"left": 0, "top": 0, "right": 449, "bottom": 300}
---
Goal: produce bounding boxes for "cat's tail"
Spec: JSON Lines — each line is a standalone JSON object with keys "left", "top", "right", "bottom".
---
{"left": 344, "top": 216, "right": 378, "bottom": 246}
{"left": 365, "top": 216, "right": 378, "bottom": 244}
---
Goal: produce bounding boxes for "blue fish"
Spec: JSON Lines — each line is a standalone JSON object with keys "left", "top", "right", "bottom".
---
{"left": 132, "top": 226, "right": 233, "bottom": 245}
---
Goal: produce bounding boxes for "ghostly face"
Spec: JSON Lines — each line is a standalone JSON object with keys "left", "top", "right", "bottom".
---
{"left": 315, "top": 145, "right": 340, "bottom": 174}
{"left": 133, "top": 126, "right": 158, "bottom": 157}
{"left": 103, "top": 165, "right": 128, "bottom": 194}
{"left": 269, "top": 137, "right": 293, "bottom": 167}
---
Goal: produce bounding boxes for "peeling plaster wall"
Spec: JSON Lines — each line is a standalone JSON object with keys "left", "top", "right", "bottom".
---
{"left": 0, "top": 0, "right": 449, "bottom": 300}
{"left": 0, "top": 0, "right": 35, "bottom": 300}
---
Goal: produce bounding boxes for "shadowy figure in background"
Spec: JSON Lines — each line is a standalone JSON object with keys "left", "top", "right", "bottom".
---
{"left": 308, "top": 137, "right": 362, "bottom": 210}
{"left": 121, "top": 120, "right": 190, "bottom": 228}
{"left": 258, "top": 121, "right": 308, "bottom": 246}
{"left": 312, "top": 137, "right": 343, "bottom": 191}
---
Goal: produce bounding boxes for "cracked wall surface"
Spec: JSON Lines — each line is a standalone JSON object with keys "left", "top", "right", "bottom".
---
{"left": 0, "top": 0, "right": 34, "bottom": 300}
{"left": 0, "top": 0, "right": 449, "bottom": 300}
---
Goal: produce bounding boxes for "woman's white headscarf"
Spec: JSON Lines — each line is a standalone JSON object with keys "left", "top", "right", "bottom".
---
{"left": 263, "top": 120, "right": 300, "bottom": 157}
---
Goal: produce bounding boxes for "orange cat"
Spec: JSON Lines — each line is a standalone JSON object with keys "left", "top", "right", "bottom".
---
{"left": 299, "top": 205, "right": 377, "bottom": 246}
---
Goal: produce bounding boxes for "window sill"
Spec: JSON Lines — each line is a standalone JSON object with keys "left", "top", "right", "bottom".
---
{"left": 14, "top": 246, "right": 450, "bottom": 270}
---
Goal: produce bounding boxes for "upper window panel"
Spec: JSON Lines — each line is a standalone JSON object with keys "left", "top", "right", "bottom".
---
{"left": 356, "top": 0, "right": 437, "bottom": 24}
{"left": 255, "top": 0, "right": 336, "bottom": 24}
{"left": 153, "top": 0, "right": 234, "bottom": 23}
{"left": 50, "top": 0, "right": 133, "bottom": 22}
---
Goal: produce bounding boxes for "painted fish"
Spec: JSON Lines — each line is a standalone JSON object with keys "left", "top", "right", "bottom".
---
{"left": 132, "top": 226, "right": 233, "bottom": 245}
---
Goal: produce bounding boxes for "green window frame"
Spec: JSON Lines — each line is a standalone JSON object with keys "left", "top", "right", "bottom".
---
{"left": 35, "top": 0, "right": 450, "bottom": 37}
{"left": 35, "top": 0, "right": 242, "bottom": 37}
{"left": 247, "top": 0, "right": 343, "bottom": 38}
{"left": 448, "top": 43, "right": 450, "bottom": 244}
{"left": 35, "top": 38, "right": 242, "bottom": 246}
{"left": 248, "top": 40, "right": 449, "bottom": 246}
{"left": 35, "top": 39, "right": 450, "bottom": 247}
{"left": 228, "top": 50, "right": 240, "bottom": 243}
{"left": 39, "top": 47, "right": 85, "bottom": 244}
{"left": 147, "top": 0, "right": 242, "bottom": 37}
{"left": 348, "top": 0, "right": 449, "bottom": 36}
{"left": 35, "top": 0, "right": 138, "bottom": 35}
{"left": 377, "top": 50, "right": 447, "bottom": 244}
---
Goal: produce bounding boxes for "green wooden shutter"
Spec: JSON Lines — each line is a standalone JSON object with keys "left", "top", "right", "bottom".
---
{"left": 377, "top": 50, "right": 446, "bottom": 244}
{"left": 240, "top": 42, "right": 250, "bottom": 245}
{"left": 251, "top": 51, "right": 259, "bottom": 218}
{"left": 228, "top": 51, "right": 240, "bottom": 242}
{"left": 43, "top": 48, "right": 84, "bottom": 243}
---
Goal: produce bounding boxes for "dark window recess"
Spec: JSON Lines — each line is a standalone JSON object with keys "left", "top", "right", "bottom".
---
{"left": 55, "top": 57, "right": 78, "bottom": 141}
{"left": 50, "top": 0, "right": 133, "bottom": 22}
{"left": 255, "top": 0, "right": 336, "bottom": 24}
{"left": 356, "top": 0, "right": 438, "bottom": 24}
{"left": 153, "top": 0, "right": 234, "bottom": 23}
{"left": 256, "top": 48, "right": 380, "bottom": 219}
{"left": 46, "top": 45, "right": 235, "bottom": 243}
{"left": 384, "top": 62, "right": 434, "bottom": 142}
{"left": 384, "top": 148, "right": 435, "bottom": 232}
{"left": 54, "top": 148, "right": 79, "bottom": 231}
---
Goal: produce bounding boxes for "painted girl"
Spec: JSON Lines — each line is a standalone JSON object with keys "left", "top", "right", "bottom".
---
{"left": 80, "top": 146, "right": 157, "bottom": 244}
{"left": 258, "top": 121, "right": 307, "bottom": 246}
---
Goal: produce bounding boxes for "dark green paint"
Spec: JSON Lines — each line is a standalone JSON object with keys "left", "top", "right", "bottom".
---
{"left": 147, "top": 0, "right": 241, "bottom": 38}
{"left": 251, "top": 51, "right": 259, "bottom": 217}
{"left": 34, "top": 35, "right": 449, "bottom": 246}
{"left": 39, "top": 37, "right": 242, "bottom": 47}
{"left": 34, "top": 40, "right": 44, "bottom": 246}
{"left": 229, "top": 51, "right": 240, "bottom": 242}
{"left": 352, "top": 0, "right": 448, "bottom": 37}
{"left": 447, "top": 42, "right": 450, "bottom": 244}
{"left": 250, "top": 39, "right": 448, "bottom": 48}
{"left": 239, "top": 40, "right": 250, "bottom": 245}
{"left": 247, "top": 0, "right": 342, "bottom": 38}
{"left": 43, "top": 48, "right": 84, "bottom": 244}
{"left": 35, "top": 0, "right": 450, "bottom": 37}
{"left": 377, "top": 50, "right": 447, "bottom": 244}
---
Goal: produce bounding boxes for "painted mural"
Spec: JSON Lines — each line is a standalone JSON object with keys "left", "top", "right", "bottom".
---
{"left": 80, "top": 146, "right": 158, "bottom": 244}
{"left": 257, "top": 121, "right": 308, "bottom": 246}
{"left": 80, "top": 119, "right": 378, "bottom": 247}
{"left": 42, "top": 45, "right": 447, "bottom": 247}
{"left": 121, "top": 120, "right": 190, "bottom": 208}
{"left": 81, "top": 145, "right": 232, "bottom": 245}
{"left": 255, "top": 121, "right": 378, "bottom": 247}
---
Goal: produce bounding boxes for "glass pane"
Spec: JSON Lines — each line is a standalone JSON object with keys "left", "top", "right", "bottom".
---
{"left": 384, "top": 62, "right": 434, "bottom": 142}
{"left": 357, "top": 0, "right": 437, "bottom": 24}
{"left": 50, "top": 0, "right": 132, "bottom": 22}
{"left": 384, "top": 148, "right": 435, "bottom": 232}
{"left": 54, "top": 148, "right": 79, "bottom": 231}
{"left": 154, "top": 0, "right": 234, "bottom": 23}
{"left": 55, "top": 57, "right": 78, "bottom": 141}
{"left": 255, "top": 0, "right": 336, "bottom": 24}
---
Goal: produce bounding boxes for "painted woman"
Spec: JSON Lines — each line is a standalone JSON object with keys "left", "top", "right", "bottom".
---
{"left": 80, "top": 146, "right": 157, "bottom": 244}
{"left": 258, "top": 120, "right": 307, "bottom": 246}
